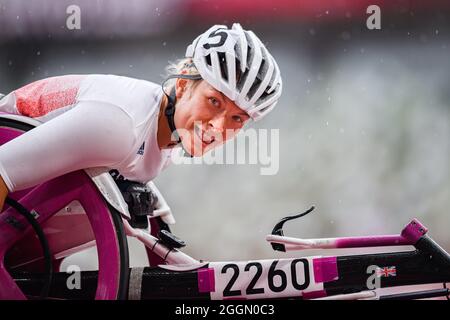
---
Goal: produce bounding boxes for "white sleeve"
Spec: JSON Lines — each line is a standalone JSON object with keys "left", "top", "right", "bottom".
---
{"left": 0, "top": 101, "right": 137, "bottom": 192}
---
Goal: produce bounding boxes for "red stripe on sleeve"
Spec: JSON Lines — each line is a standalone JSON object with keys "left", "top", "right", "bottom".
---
{"left": 15, "top": 75, "right": 85, "bottom": 118}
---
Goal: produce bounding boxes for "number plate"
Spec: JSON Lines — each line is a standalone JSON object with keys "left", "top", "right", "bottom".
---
{"left": 209, "top": 257, "right": 323, "bottom": 300}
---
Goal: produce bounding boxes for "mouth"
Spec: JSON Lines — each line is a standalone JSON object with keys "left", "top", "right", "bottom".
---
{"left": 194, "top": 125, "right": 215, "bottom": 148}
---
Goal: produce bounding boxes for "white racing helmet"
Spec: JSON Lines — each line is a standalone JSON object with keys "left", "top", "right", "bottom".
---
{"left": 185, "top": 23, "right": 282, "bottom": 121}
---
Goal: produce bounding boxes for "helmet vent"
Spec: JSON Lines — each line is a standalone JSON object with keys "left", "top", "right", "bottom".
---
{"left": 205, "top": 54, "right": 212, "bottom": 67}
{"left": 218, "top": 52, "right": 228, "bottom": 82}
{"left": 247, "top": 77, "right": 262, "bottom": 101}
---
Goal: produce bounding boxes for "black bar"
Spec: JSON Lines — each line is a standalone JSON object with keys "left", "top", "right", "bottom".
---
{"left": 380, "top": 288, "right": 450, "bottom": 300}
{"left": 13, "top": 266, "right": 209, "bottom": 300}
{"left": 415, "top": 235, "right": 450, "bottom": 268}
{"left": 14, "top": 271, "right": 98, "bottom": 299}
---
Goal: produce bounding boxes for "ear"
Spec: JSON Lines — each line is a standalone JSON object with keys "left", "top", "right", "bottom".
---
{"left": 175, "top": 78, "right": 188, "bottom": 100}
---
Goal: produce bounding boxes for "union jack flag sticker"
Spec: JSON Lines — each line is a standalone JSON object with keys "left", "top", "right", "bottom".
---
{"left": 376, "top": 266, "right": 397, "bottom": 277}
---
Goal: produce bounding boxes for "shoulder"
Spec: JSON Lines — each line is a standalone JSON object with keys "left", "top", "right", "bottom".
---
{"left": 78, "top": 74, "right": 161, "bottom": 103}
{"left": 77, "top": 74, "right": 163, "bottom": 125}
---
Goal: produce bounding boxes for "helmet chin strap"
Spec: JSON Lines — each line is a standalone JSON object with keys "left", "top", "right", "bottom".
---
{"left": 162, "top": 74, "right": 202, "bottom": 158}
{"left": 164, "top": 87, "right": 181, "bottom": 144}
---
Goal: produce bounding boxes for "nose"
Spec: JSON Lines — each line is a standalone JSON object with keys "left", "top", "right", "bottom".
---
{"left": 206, "top": 115, "right": 228, "bottom": 143}
{"left": 208, "top": 114, "right": 227, "bottom": 134}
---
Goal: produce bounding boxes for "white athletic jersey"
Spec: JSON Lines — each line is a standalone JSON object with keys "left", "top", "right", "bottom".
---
{"left": 0, "top": 74, "right": 175, "bottom": 192}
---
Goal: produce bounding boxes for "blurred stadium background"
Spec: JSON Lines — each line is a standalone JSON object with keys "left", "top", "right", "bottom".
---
{"left": 0, "top": 0, "right": 448, "bottom": 267}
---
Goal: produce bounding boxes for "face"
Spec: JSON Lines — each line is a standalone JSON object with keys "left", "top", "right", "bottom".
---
{"left": 173, "top": 79, "right": 251, "bottom": 157}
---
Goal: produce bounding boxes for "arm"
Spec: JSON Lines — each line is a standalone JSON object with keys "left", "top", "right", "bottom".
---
{"left": 0, "top": 101, "right": 137, "bottom": 192}
{"left": 0, "top": 175, "right": 7, "bottom": 211}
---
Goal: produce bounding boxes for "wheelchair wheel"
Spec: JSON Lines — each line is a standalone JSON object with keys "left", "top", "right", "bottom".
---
{"left": 0, "top": 117, "right": 130, "bottom": 300}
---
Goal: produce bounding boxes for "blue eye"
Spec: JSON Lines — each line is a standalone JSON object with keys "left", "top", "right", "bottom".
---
{"left": 232, "top": 115, "right": 243, "bottom": 123}
{"left": 209, "top": 97, "right": 220, "bottom": 108}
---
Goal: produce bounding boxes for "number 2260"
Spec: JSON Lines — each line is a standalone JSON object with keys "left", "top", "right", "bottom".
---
{"left": 221, "top": 259, "right": 310, "bottom": 297}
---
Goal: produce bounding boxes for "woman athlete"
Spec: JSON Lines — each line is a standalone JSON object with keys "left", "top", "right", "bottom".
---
{"left": 0, "top": 23, "right": 282, "bottom": 211}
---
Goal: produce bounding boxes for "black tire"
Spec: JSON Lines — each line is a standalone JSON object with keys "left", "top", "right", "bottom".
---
{"left": 107, "top": 204, "right": 130, "bottom": 300}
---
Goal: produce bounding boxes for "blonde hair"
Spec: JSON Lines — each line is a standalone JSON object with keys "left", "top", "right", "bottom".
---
{"left": 163, "top": 57, "right": 202, "bottom": 94}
